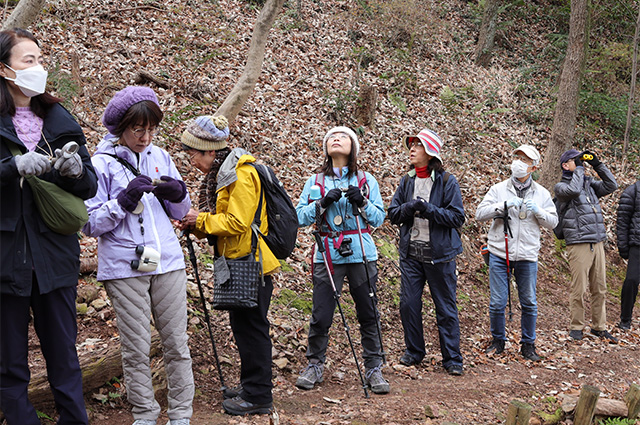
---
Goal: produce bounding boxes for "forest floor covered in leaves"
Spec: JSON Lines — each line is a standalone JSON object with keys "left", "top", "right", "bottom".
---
{"left": 4, "top": 0, "right": 639, "bottom": 423}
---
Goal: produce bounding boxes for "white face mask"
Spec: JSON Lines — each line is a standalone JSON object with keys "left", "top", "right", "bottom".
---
{"left": 511, "top": 159, "right": 531, "bottom": 179}
{"left": 3, "top": 64, "right": 48, "bottom": 98}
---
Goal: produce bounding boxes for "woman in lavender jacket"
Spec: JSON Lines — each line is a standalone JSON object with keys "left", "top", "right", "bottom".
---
{"left": 83, "top": 86, "right": 193, "bottom": 425}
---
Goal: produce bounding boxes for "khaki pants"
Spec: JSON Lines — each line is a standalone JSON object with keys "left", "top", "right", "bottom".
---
{"left": 567, "top": 242, "right": 607, "bottom": 331}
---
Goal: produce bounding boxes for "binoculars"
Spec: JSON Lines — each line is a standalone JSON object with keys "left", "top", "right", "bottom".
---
{"left": 131, "top": 245, "right": 160, "bottom": 272}
{"left": 580, "top": 153, "right": 593, "bottom": 161}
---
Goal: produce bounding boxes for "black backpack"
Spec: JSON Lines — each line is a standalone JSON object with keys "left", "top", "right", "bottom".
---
{"left": 552, "top": 197, "right": 568, "bottom": 240}
{"left": 250, "top": 163, "right": 298, "bottom": 259}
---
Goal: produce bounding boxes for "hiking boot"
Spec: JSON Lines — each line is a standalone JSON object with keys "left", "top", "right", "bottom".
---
{"left": 295, "top": 362, "right": 323, "bottom": 390}
{"left": 446, "top": 364, "right": 463, "bottom": 376}
{"left": 133, "top": 420, "right": 156, "bottom": 425}
{"left": 165, "top": 420, "right": 189, "bottom": 425}
{"left": 617, "top": 320, "right": 631, "bottom": 330}
{"left": 399, "top": 352, "right": 421, "bottom": 366}
{"left": 590, "top": 329, "right": 618, "bottom": 344}
{"left": 365, "top": 366, "right": 390, "bottom": 394}
{"left": 485, "top": 338, "right": 505, "bottom": 355}
{"left": 222, "top": 396, "right": 272, "bottom": 416}
{"left": 223, "top": 385, "right": 243, "bottom": 400}
{"left": 569, "top": 329, "right": 583, "bottom": 340}
{"left": 521, "top": 342, "right": 541, "bottom": 362}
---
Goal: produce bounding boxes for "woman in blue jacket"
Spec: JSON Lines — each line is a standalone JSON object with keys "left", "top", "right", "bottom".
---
{"left": 0, "top": 28, "right": 97, "bottom": 425}
{"left": 295, "top": 127, "right": 388, "bottom": 394}
{"left": 387, "top": 129, "right": 465, "bottom": 376}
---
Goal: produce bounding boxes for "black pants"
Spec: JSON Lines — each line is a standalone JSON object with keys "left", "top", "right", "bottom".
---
{"left": 0, "top": 279, "right": 88, "bottom": 425}
{"left": 306, "top": 262, "right": 383, "bottom": 370}
{"left": 620, "top": 245, "right": 640, "bottom": 323}
{"left": 229, "top": 274, "right": 273, "bottom": 405}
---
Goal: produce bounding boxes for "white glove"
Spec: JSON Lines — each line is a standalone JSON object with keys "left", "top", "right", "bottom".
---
{"left": 14, "top": 151, "right": 51, "bottom": 176}
{"left": 53, "top": 148, "right": 83, "bottom": 178}
{"left": 524, "top": 199, "right": 540, "bottom": 214}
{"left": 506, "top": 196, "right": 523, "bottom": 209}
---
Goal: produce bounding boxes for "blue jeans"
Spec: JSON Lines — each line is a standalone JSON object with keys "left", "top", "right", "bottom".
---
{"left": 489, "top": 253, "right": 538, "bottom": 344}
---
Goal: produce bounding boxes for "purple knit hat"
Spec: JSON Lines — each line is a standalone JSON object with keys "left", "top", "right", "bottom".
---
{"left": 102, "top": 86, "right": 159, "bottom": 133}
{"left": 560, "top": 149, "right": 581, "bottom": 165}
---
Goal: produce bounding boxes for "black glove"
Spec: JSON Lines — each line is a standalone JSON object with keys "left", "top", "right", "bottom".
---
{"left": 581, "top": 150, "right": 601, "bottom": 167}
{"left": 320, "top": 188, "right": 342, "bottom": 208}
{"left": 408, "top": 198, "right": 428, "bottom": 214}
{"left": 345, "top": 185, "right": 365, "bottom": 207}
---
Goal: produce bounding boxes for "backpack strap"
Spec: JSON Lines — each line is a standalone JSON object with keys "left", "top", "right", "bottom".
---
{"left": 357, "top": 169, "right": 370, "bottom": 198}
{"left": 99, "top": 153, "right": 141, "bottom": 177}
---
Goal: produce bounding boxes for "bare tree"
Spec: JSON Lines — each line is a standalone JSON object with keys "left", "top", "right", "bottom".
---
{"left": 623, "top": 4, "right": 640, "bottom": 156}
{"left": 474, "top": 0, "right": 502, "bottom": 67}
{"left": 1, "top": 0, "right": 47, "bottom": 31}
{"left": 538, "top": 0, "right": 590, "bottom": 191}
{"left": 215, "top": 0, "right": 287, "bottom": 122}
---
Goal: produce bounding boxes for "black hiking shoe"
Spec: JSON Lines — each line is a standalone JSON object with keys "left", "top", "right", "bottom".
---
{"left": 446, "top": 364, "right": 463, "bottom": 376}
{"left": 521, "top": 342, "right": 541, "bottom": 361}
{"left": 399, "top": 353, "right": 422, "bottom": 366}
{"left": 590, "top": 329, "right": 618, "bottom": 344}
{"left": 617, "top": 320, "right": 631, "bottom": 330}
{"left": 223, "top": 385, "right": 243, "bottom": 400}
{"left": 222, "top": 396, "right": 272, "bottom": 415}
{"left": 569, "top": 329, "right": 583, "bottom": 340}
{"left": 485, "top": 339, "right": 505, "bottom": 355}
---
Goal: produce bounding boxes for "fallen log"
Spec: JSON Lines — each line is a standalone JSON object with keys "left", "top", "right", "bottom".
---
{"left": 562, "top": 394, "right": 628, "bottom": 418}
{"left": 25, "top": 332, "right": 162, "bottom": 409}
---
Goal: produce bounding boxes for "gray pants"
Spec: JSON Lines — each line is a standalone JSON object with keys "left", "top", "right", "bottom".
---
{"left": 105, "top": 269, "right": 194, "bottom": 421}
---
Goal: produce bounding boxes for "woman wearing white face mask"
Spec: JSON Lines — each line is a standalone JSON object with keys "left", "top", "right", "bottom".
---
{"left": 0, "top": 28, "right": 97, "bottom": 425}
{"left": 475, "top": 145, "right": 558, "bottom": 362}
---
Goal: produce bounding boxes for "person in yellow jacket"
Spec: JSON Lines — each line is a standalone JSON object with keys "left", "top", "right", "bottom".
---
{"left": 178, "top": 115, "right": 277, "bottom": 416}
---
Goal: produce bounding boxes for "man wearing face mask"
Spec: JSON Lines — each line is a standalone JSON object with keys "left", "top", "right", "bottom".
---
{"left": 476, "top": 145, "right": 558, "bottom": 361}
{"left": 554, "top": 149, "right": 618, "bottom": 343}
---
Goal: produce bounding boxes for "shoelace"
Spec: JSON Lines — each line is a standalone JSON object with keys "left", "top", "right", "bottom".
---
{"left": 301, "top": 363, "right": 322, "bottom": 378}
{"left": 365, "top": 366, "right": 382, "bottom": 380}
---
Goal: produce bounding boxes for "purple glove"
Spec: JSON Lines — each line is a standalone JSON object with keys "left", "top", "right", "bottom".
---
{"left": 117, "top": 175, "right": 154, "bottom": 213}
{"left": 153, "top": 175, "right": 187, "bottom": 203}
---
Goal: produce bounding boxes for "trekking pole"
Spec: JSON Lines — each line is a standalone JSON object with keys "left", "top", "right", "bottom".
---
{"left": 313, "top": 231, "right": 369, "bottom": 398}
{"left": 182, "top": 230, "right": 230, "bottom": 397}
{"left": 351, "top": 201, "right": 386, "bottom": 364}
{"left": 501, "top": 201, "right": 514, "bottom": 322}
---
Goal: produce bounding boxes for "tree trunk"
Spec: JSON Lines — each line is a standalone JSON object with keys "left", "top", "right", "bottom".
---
{"left": 215, "top": 0, "right": 286, "bottom": 123}
{"left": 22, "top": 333, "right": 162, "bottom": 410}
{"left": 538, "top": 0, "right": 590, "bottom": 192}
{"left": 1, "top": 0, "right": 47, "bottom": 31}
{"left": 474, "top": 0, "right": 502, "bottom": 67}
{"left": 623, "top": 5, "right": 640, "bottom": 155}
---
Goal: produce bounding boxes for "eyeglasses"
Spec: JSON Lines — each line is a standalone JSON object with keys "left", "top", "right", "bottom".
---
{"left": 407, "top": 140, "right": 424, "bottom": 149}
{"left": 130, "top": 127, "right": 158, "bottom": 138}
{"left": 329, "top": 132, "right": 350, "bottom": 140}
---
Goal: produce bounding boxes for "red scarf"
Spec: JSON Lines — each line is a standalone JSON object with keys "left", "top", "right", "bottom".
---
{"left": 415, "top": 165, "right": 430, "bottom": 178}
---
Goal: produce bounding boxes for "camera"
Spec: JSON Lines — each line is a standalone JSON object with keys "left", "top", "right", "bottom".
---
{"left": 337, "top": 237, "right": 353, "bottom": 257}
{"left": 131, "top": 245, "right": 160, "bottom": 272}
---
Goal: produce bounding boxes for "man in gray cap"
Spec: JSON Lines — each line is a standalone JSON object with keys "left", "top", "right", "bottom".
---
{"left": 554, "top": 149, "right": 618, "bottom": 342}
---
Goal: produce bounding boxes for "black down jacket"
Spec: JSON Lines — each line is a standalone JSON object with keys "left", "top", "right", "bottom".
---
{"left": 1, "top": 103, "right": 98, "bottom": 296}
{"left": 616, "top": 180, "right": 640, "bottom": 259}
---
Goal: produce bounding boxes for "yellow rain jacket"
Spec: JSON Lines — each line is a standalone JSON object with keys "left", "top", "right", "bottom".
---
{"left": 195, "top": 150, "right": 280, "bottom": 275}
